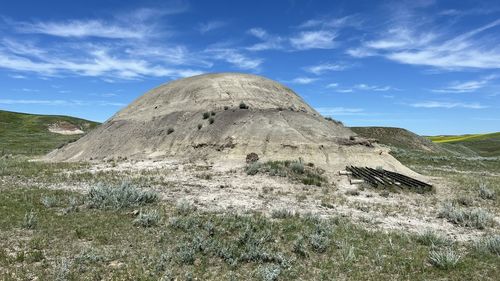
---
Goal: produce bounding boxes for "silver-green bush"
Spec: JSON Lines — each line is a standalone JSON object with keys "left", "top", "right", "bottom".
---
{"left": 429, "top": 248, "right": 460, "bottom": 269}
{"left": 41, "top": 196, "right": 58, "bottom": 208}
{"left": 474, "top": 235, "right": 500, "bottom": 256}
{"left": 22, "top": 210, "right": 37, "bottom": 229}
{"left": 134, "top": 209, "right": 161, "bottom": 227}
{"left": 416, "top": 230, "right": 450, "bottom": 246}
{"left": 479, "top": 183, "right": 496, "bottom": 200}
{"left": 86, "top": 182, "right": 157, "bottom": 210}
{"left": 438, "top": 203, "right": 494, "bottom": 229}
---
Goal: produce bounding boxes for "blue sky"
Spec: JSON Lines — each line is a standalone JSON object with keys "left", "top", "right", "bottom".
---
{"left": 0, "top": 0, "right": 499, "bottom": 135}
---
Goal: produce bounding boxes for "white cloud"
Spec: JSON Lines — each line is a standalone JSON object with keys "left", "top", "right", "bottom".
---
{"left": 207, "top": 48, "right": 262, "bottom": 70}
{"left": 432, "top": 75, "right": 498, "bottom": 93}
{"left": 352, "top": 19, "right": 500, "bottom": 69}
{"left": 330, "top": 83, "right": 393, "bottom": 92}
{"left": 410, "top": 101, "right": 487, "bottom": 109}
{"left": 290, "top": 30, "right": 337, "bottom": 50}
{"left": 316, "top": 107, "right": 365, "bottom": 116}
{"left": 298, "top": 15, "right": 362, "bottom": 29}
{"left": 305, "top": 63, "right": 348, "bottom": 75}
{"left": 336, "top": 89, "right": 354, "bottom": 93}
{"left": 326, "top": 83, "right": 339, "bottom": 88}
{"left": 290, "top": 77, "right": 318, "bottom": 84}
{"left": 198, "top": 21, "right": 226, "bottom": 33}
{"left": 8, "top": 74, "right": 27, "bottom": 79}
{"left": 0, "top": 45, "right": 204, "bottom": 79}
{"left": 246, "top": 28, "right": 284, "bottom": 51}
{"left": 15, "top": 19, "right": 149, "bottom": 39}
{"left": 248, "top": 28, "right": 268, "bottom": 39}
{"left": 354, "top": 84, "right": 392, "bottom": 91}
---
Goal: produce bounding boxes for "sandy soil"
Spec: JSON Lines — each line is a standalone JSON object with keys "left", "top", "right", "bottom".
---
{"left": 43, "top": 159, "right": 499, "bottom": 243}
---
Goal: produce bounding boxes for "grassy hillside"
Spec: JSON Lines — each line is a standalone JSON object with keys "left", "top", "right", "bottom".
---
{"left": 427, "top": 132, "right": 500, "bottom": 157}
{"left": 0, "top": 110, "right": 99, "bottom": 155}
{"left": 351, "top": 126, "right": 442, "bottom": 153}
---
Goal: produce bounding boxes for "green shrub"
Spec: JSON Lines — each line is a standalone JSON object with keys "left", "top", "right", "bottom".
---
{"left": 202, "top": 112, "right": 210, "bottom": 119}
{"left": 474, "top": 235, "right": 500, "bottom": 256}
{"left": 479, "top": 183, "right": 495, "bottom": 200}
{"left": 22, "top": 210, "right": 37, "bottom": 229}
{"left": 438, "top": 203, "right": 494, "bottom": 229}
{"left": 54, "top": 258, "right": 70, "bottom": 281}
{"left": 245, "top": 162, "right": 261, "bottom": 175}
{"left": 175, "top": 200, "right": 197, "bottom": 215}
{"left": 309, "top": 233, "right": 330, "bottom": 253}
{"left": 245, "top": 159, "right": 327, "bottom": 186}
{"left": 258, "top": 264, "right": 281, "bottom": 281}
{"left": 224, "top": 106, "right": 229, "bottom": 110}
{"left": 86, "top": 182, "right": 158, "bottom": 210}
{"left": 292, "top": 235, "right": 308, "bottom": 257}
{"left": 210, "top": 111, "right": 216, "bottom": 116}
{"left": 134, "top": 209, "right": 161, "bottom": 227}
{"left": 176, "top": 244, "right": 195, "bottom": 265}
{"left": 290, "top": 161, "right": 304, "bottom": 174}
{"left": 416, "top": 230, "right": 449, "bottom": 246}
{"left": 41, "top": 195, "right": 58, "bottom": 208}
{"left": 429, "top": 248, "right": 460, "bottom": 269}
{"left": 271, "top": 208, "right": 296, "bottom": 219}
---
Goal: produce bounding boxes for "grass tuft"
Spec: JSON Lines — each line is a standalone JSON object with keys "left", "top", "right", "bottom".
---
{"left": 416, "top": 230, "right": 450, "bottom": 246}
{"left": 438, "top": 203, "right": 495, "bottom": 229}
{"left": 86, "top": 182, "right": 158, "bottom": 210}
{"left": 258, "top": 264, "right": 281, "bottom": 281}
{"left": 134, "top": 209, "right": 161, "bottom": 227}
{"left": 41, "top": 195, "right": 59, "bottom": 208}
{"left": 22, "top": 210, "right": 37, "bottom": 229}
{"left": 474, "top": 235, "right": 500, "bottom": 256}
{"left": 429, "top": 248, "right": 460, "bottom": 270}
{"left": 246, "top": 159, "right": 327, "bottom": 186}
{"left": 271, "top": 208, "right": 296, "bottom": 219}
{"left": 479, "top": 183, "right": 496, "bottom": 200}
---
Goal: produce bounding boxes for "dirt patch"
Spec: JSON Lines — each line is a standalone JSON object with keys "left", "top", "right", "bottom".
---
{"left": 40, "top": 159, "right": 499, "bottom": 243}
{"left": 48, "top": 121, "right": 84, "bottom": 135}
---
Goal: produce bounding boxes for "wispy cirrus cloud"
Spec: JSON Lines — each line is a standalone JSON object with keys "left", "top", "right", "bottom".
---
{"left": 432, "top": 75, "right": 498, "bottom": 93}
{"left": 198, "top": 20, "right": 226, "bottom": 33}
{"left": 14, "top": 19, "right": 150, "bottom": 39}
{"left": 289, "top": 77, "right": 318, "bottom": 84}
{"left": 290, "top": 30, "right": 337, "bottom": 50}
{"left": 350, "top": 16, "right": 500, "bottom": 70}
{"left": 329, "top": 83, "right": 394, "bottom": 92}
{"left": 409, "top": 101, "right": 487, "bottom": 109}
{"left": 246, "top": 28, "right": 285, "bottom": 51}
{"left": 315, "top": 107, "right": 365, "bottom": 116}
{"left": 206, "top": 48, "right": 263, "bottom": 70}
{"left": 0, "top": 41, "right": 205, "bottom": 79}
{"left": 298, "top": 15, "right": 362, "bottom": 29}
{"left": 305, "top": 62, "right": 349, "bottom": 75}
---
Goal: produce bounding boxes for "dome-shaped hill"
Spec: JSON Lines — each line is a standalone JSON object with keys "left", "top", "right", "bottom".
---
{"left": 46, "top": 73, "right": 417, "bottom": 175}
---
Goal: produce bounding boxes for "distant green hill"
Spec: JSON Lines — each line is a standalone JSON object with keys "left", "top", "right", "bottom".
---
{"left": 351, "top": 126, "right": 443, "bottom": 153}
{"left": 426, "top": 132, "right": 500, "bottom": 157}
{"left": 0, "top": 110, "right": 99, "bottom": 155}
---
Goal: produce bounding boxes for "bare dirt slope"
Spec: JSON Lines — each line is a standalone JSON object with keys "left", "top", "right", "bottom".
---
{"left": 46, "top": 73, "right": 416, "bottom": 175}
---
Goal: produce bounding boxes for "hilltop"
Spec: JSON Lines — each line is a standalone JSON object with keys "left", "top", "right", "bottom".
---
{"left": 351, "top": 126, "right": 442, "bottom": 153}
{"left": 47, "top": 73, "right": 415, "bottom": 176}
{"left": 0, "top": 110, "right": 99, "bottom": 155}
